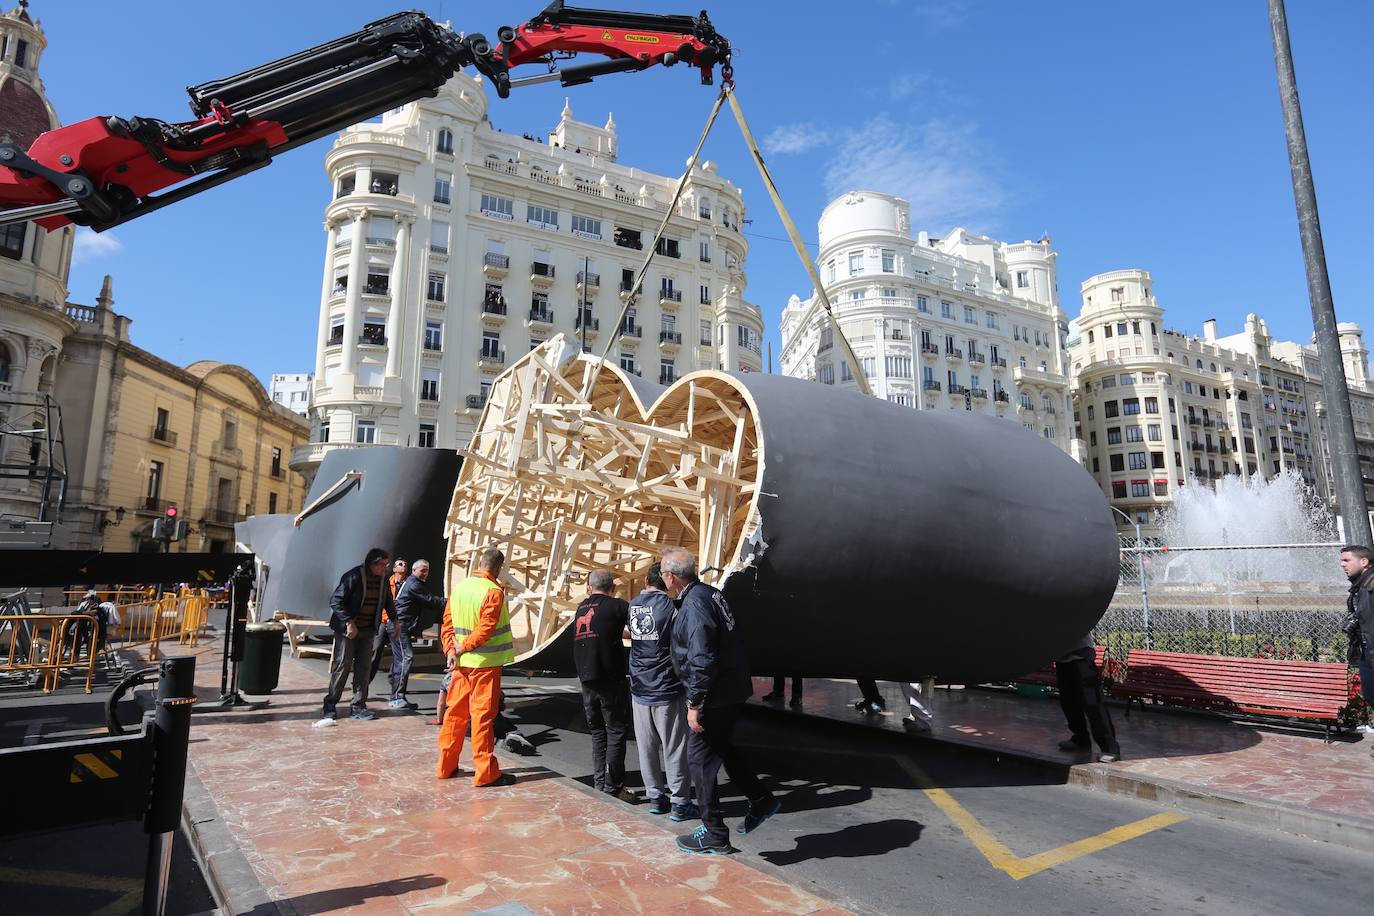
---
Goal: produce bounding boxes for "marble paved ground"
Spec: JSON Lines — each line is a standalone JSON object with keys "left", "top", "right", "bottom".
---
{"left": 170, "top": 641, "right": 849, "bottom": 916}
{"left": 754, "top": 675, "right": 1374, "bottom": 831}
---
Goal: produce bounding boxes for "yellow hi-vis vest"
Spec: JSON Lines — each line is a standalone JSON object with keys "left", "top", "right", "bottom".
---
{"left": 450, "top": 575, "right": 515, "bottom": 668}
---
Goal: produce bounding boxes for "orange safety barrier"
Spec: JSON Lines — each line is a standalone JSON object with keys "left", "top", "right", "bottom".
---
{"left": 0, "top": 613, "right": 101, "bottom": 693}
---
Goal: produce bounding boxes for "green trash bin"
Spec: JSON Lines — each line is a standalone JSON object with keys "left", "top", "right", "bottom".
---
{"left": 240, "top": 621, "right": 286, "bottom": 695}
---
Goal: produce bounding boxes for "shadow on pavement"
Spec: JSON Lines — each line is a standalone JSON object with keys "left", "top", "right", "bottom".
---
{"left": 758, "top": 818, "right": 925, "bottom": 866}
{"left": 282, "top": 874, "right": 444, "bottom": 915}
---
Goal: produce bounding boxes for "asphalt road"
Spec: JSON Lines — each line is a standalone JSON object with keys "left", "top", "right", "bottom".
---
{"left": 392, "top": 669, "right": 1371, "bottom": 916}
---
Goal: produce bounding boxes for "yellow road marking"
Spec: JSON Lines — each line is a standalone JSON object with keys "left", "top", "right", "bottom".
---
{"left": 898, "top": 759, "right": 1186, "bottom": 880}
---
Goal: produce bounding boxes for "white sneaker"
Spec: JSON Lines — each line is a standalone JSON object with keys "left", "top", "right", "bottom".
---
{"left": 1355, "top": 724, "right": 1374, "bottom": 734}
{"left": 312, "top": 716, "right": 337, "bottom": 729}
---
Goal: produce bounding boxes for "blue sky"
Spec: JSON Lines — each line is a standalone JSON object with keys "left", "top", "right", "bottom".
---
{"left": 29, "top": 1, "right": 1373, "bottom": 384}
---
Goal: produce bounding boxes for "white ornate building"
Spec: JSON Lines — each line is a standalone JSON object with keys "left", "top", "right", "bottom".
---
{"left": 779, "top": 192, "right": 1070, "bottom": 449}
{"left": 269, "top": 372, "right": 313, "bottom": 416}
{"left": 1067, "top": 268, "right": 1374, "bottom": 531}
{"left": 294, "top": 74, "right": 763, "bottom": 479}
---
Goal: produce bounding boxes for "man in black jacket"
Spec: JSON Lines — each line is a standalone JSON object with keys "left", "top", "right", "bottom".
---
{"left": 573, "top": 569, "right": 635, "bottom": 802}
{"left": 1341, "top": 545, "right": 1374, "bottom": 721}
{"left": 662, "top": 547, "right": 779, "bottom": 854}
{"left": 316, "top": 547, "right": 393, "bottom": 726}
{"left": 389, "top": 559, "right": 446, "bottom": 710}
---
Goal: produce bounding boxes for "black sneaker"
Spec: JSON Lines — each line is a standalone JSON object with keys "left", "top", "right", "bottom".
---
{"left": 607, "top": 787, "right": 639, "bottom": 805}
{"left": 1058, "top": 739, "right": 1090, "bottom": 752}
{"left": 669, "top": 803, "right": 699, "bottom": 822}
{"left": 676, "top": 825, "right": 734, "bottom": 855}
{"left": 761, "top": 691, "right": 784, "bottom": 702}
{"left": 736, "top": 796, "right": 781, "bottom": 835}
{"left": 853, "top": 698, "right": 869, "bottom": 712}
{"left": 788, "top": 697, "right": 804, "bottom": 708}
{"left": 648, "top": 796, "right": 671, "bottom": 816}
{"left": 476, "top": 773, "right": 516, "bottom": 788}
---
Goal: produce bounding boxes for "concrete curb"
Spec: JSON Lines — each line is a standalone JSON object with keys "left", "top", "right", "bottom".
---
{"left": 182, "top": 763, "right": 281, "bottom": 916}
{"left": 746, "top": 697, "right": 1374, "bottom": 855}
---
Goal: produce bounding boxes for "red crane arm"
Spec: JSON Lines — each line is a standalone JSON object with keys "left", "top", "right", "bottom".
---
{"left": 0, "top": 3, "right": 731, "bottom": 233}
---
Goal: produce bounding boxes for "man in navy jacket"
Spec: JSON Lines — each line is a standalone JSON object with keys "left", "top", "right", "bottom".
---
{"left": 317, "top": 547, "right": 393, "bottom": 726}
{"left": 662, "top": 547, "right": 779, "bottom": 854}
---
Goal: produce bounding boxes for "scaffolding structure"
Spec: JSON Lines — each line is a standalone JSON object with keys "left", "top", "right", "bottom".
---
{"left": 0, "top": 388, "right": 68, "bottom": 524}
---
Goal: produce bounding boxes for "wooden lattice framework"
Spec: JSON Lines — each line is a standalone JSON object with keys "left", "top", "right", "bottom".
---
{"left": 445, "top": 336, "right": 765, "bottom": 662}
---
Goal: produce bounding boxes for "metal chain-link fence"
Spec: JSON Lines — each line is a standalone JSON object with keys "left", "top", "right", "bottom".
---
{"left": 1096, "top": 540, "right": 1350, "bottom": 663}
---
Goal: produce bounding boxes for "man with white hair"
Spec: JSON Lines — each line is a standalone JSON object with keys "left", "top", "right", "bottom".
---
{"left": 391, "top": 559, "right": 446, "bottom": 710}
{"left": 661, "top": 548, "right": 779, "bottom": 854}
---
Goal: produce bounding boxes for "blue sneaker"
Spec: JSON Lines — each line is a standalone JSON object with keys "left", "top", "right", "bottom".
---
{"left": 648, "top": 796, "right": 671, "bottom": 816}
{"left": 350, "top": 708, "right": 377, "bottom": 721}
{"left": 676, "top": 824, "right": 734, "bottom": 855}
{"left": 737, "top": 796, "right": 781, "bottom": 835}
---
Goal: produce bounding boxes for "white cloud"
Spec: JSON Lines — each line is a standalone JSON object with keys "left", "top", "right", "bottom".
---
{"left": 823, "top": 115, "right": 1005, "bottom": 233}
{"left": 72, "top": 228, "right": 122, "bottom": 264}
{"left": 763, "top": 122, "right": 826, "bottom": 156}
{"left": 887, "top": 73, "right": 933, "bottom": 102}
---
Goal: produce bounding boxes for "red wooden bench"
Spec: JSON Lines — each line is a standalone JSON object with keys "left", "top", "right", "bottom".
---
{"left": 1017, "top": 645, "right": 1108, "bottom": 689}
{"left": 1116, "top": 649, "right": 1350, "bottom": 740}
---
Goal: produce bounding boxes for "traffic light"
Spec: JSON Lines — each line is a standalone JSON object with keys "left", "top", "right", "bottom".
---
{"left": 152, "top": 506, "right": 181, "bottom": 541}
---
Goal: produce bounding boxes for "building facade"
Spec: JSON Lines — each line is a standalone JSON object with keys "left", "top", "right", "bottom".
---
{"left": 269, "top": 372, "right": 313, "bottom": 416}
{"left": 295, "top": 76, "right": 763, "bottom": 479}
{"left": 779, "top": 192, "right": 1071, "bottom": 449}
{"left": 1067, "top": 268, "right": 1374, "bottom": 532}
{"left": 0, "top": 6, "right": 309, "bottom": 550}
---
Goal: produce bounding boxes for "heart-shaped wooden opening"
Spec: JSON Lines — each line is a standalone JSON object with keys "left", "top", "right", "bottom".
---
{"left": 445, "top": 336, "right": 764, "bottom": 661}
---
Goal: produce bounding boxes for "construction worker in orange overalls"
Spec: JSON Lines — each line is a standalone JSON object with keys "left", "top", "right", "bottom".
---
{"left": 436, "top": 547, "right": 517, "bottom": 787}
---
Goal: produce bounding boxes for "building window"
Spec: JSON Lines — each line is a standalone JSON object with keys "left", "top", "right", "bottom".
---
{"left": 1103, "top": 401, "right": 1119, "bottom": 418}
{"left": 147, "top": 461, "right": 163, "bottom": 504}
{"left": 318, "top": 419, "right": 330, "bottom": 443}
{"left": 619, "top": 351, "right": 638, "bottom": 375}
{"left": 886, "top": 356, "right": 912, "bottom": 378}
{"left": 1148, "top": 423, "right": 1162, "bottom": 441}
{"left": 1126, "top": 426, "right": 1144, "bottom": 443}
{"left": 436, "top": 128, "right": 454, "bottom": 154}
{"left": 355, "top": 420, "right": 376, "bottom": 444}
{"left": 433, "top": 172, "right": 452, "bottom": 204}
{"left": 426, "top": 272, "right": 446, "bottom": 302}
{"left": 420, "top": 370, "right": 440, "bottom": 401}
{"left": 1107, "top": 427, "right": 1122, "bottom": 445}
{"left": 1015, "top": 270, "right": 1028, "bottom": 289}
{"left": 268, "top": 492, "right": 278, "bottom": 514}
{"left": 527, "top": 204, "right": 559, "bottom": 229}
{"left": 1129, "top": 452, "right": 1148, "bottom": 470}
{"left": 940, "top": 301, "right": 953, "bottom": 319}
{"left": 424, "top": 321, "right": 443, "bottom": 351}
{"left": 985, "top": 312, "right": 999, "bottom": 330}
{"left": 700, "top": 319, "right": 712, "bottom": 346}
{"left": 917, "top": 295, "right": 929, "bottom": 314}
{"left": 271, "top": 447, "right": 282, "bottom": 476}
{"left": 430, "top": 221, "right": 449, "bottom": 253}
{"left": 848, "top": 251, "right": 863, "bottom": 275}
{"left": 700, "top": 284, "right": 711, "bottom": 305}
{"left": 737, "top": 325, "right": 759, "bottom": 353}
{"left": 418, "top": 424, "right": 436, "bottom": 448}
{"left": 1144, "top": 396, "right": 1159, "bottom": 414}
{"left": 1123, "top": 398, "right": 1141, "bottom": 415}
{"left": 826, "top": 260, "right": 836, "bottom": 283}
{"left": 479, "top": 194, "right": 514, "bottom": 220}
{"left": 482, "top": 331, "right": 501, "bottom": 359}
{"left": 572, "top": 215, "right": 602, "bottom": 239}
{"left": 14, "top": 38, "right": 29, "bottom": 70}
{"left": 1109, "top": 454, "right": 1125, "bottom": 472}
{"left": 964, "top": 306, "right": 975, "bottom": 324}
{"left": 1131, "top": 481, "right": 1150, "bottom": 497}
{"left": 1112, "top": 480, "right": 1128, "bottom": 498}
{"left": 0, "top": 221, "right": 26, "bottom": 260}
{"left": 881, "top": 249, "right": 895, "bottom": 272}
{"left": 850, "top": 290, "right": 865, "bottom": 301}
{"left": 1154, "top": 479, "right": 1169, "bottom": 496}
{"left": 655, "top": 237, "right": 681, "bottom": 258}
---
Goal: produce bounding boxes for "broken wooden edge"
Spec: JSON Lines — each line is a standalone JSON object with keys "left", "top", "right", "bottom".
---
{"left": 445, "top": 335, "right": 767, "bottom": 664}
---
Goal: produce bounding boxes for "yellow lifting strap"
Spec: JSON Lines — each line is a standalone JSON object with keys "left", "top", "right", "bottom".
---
{"left": 596, "top": 84, "right": 871, "bottom": 398}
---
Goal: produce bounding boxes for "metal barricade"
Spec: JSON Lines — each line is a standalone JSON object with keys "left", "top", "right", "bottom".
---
{"left": 0, "top": 611, "right": 101, "bottom": 692}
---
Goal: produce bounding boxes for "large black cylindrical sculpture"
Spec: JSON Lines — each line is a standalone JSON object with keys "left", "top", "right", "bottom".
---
{"left": 446, "top": 339, "right": 1118, "bottom": 683}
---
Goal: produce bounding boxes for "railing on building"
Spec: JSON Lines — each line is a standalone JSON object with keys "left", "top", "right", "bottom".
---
{"left": 922, "top": 380, "right": 941, "bottom": 392}
{"left": 660, "top": 331, "right": 682, "bottom": 345}
{"left": 149, "top": 427, "right": 178, "bottom": 446}
{"left": 465, "top": 394, "right": 487, "bottom": 410}
{"left": 479, "top": 348, "right": 506, "bottom": 365}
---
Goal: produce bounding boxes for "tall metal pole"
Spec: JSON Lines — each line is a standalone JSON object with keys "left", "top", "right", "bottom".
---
{"left": 1267, "top": 0, "right": 1372, "bottom": 548}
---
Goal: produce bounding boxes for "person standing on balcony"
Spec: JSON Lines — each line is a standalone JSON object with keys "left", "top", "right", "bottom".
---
{"left": 1340, "top": 545, "right": 1374, "bottom": 728}
{"left": 316, "top": 548, "right": 393, "bottom": 727}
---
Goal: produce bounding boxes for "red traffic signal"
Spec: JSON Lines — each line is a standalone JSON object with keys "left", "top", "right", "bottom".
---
{"left": 166, "top": 506, "right": 178, "bottom": 518}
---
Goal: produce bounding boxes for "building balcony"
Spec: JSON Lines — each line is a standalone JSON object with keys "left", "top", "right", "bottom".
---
{"left": 527, "top": 307, "right": 554, "bottom": 329}
{"left": 970, "top": 387, "right": 989, "bottom": 400}
{"left": 149, "top": 426, "right": 178, "bottom": 447}
{"left": 994, "top": 390, "right": 1011, "bottom": 403}
{"left": 944, "top": 348, "right": 963, "bottom": 362}
{"left": 658, "top": 289, "right": 683, "bottom": 307}
{"left": 1187, "top": 416, "right": 1200, "bottom": 426}
{"left": 430, "top": 244, "right": 449, "bottom": 258}
{"left": 478, "top": 348, "right": 506, "bottom": 370}
{"left": 991, "top": 357, "right": 1008, "bottom": 369}
{"left": 362, "top": 284, "right": 390, "bottom": 298}
{"left": 210, "top": 440, "right": 243, "bottom": 465}
{"left": 620, "top": 324, "right": 642, "bottom": 339}
{"left": 659, "top": 330, "right": 682, "bottom": 349}
{"left": 269, "top": 465, "right": 287, "bottom": 480}
{"left": 1043, "top": 405, "right": 1057, "bottom": 415}
{"left": 464, "top": 394, "right": 488, "bottom": 412}
{"left": 358, "top": 333, "right": 387, "bottom": 347}
{"left": 575, "top": 317, "right": 600, "bottom": 337}
{"left": 920, "top": 343, "right": 940, "bottom": 357}
{"left": 205, "top": 507, "right": 241, "bottom": 527}
{"left": 365, "top": 236, "right": 396, "bottom": 249}
{"left": 530, "top": 262, "right": 556, "bottom": 288}
{"left": 948, "top": 384, "right": 968, "bottom": 396}
{"left": 1188, "top": 441, "right": 1203, "bottom": 450}
{"left": 1205, "top": 444, "right": 1218, "bottom": 453}
{"left": 481, "top": 300, "right": 508, "bottom": 326}
{"left": 576, "top": 271, "right": 600, "bottom": 290}
{"left": 659, "top": 371, "right": 678, "bottom": 385}
{"left": 1011, "top": 366, "right": 1067, "bottom": 386}
{"left": 968, "top": 353, "right": 986, "bottom": 367}
{"left": 922, "top": 380, "right": 941, "bottom": 392}
{"left": 136, "top": 497, "right": 175, "bottom": 515}
{"left": 482, "top": 252, "right": 509, "bottom": 278}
